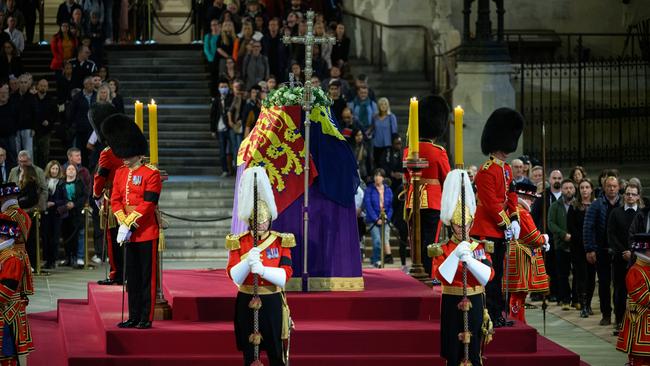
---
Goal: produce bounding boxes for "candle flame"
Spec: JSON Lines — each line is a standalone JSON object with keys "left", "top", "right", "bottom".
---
{"left": 150, "top": 99, "right": 156, "bottom": 105}
{"left": 411, "top": 97, "right": 418, "bottom": 102}
{"left": 136, "top": 100, "right": 141, "bottom": 104}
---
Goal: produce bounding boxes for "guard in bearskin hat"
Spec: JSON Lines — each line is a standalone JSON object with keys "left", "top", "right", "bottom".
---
{"left": 402, "top": 95, "right": 452, "bottom": 275}
{"left": 89, "top": 103, "right": 125, "bottom": 286}
{"left": 503, "top": 181, "right": 551, "bottom": 323}
{"left": 104, "top": 114, "right": 161, "bottom": 329}
{"left": 226, "top": 166, "right": 295, "bottom": 366}
{"left": 617, "top": 233, "right": 650, "bottom": 366}
{"left": 470, "top": 107, "right": 524, "bottom": 327}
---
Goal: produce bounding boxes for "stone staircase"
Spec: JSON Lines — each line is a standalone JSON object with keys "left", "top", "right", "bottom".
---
{"left": 105, "top": 45, "right": 219, "bottom": 176}
{"left": 159, "top": 178, "right": 235, "bottom": 259}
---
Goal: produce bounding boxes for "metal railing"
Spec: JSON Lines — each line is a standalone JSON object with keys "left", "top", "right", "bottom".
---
{"left": 512, "top": 32, "right": 650, "bottom": 165}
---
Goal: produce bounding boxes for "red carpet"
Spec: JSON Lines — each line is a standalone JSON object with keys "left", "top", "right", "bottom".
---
{"left": 28, "top": 269, "right": 583, "bottom": 365}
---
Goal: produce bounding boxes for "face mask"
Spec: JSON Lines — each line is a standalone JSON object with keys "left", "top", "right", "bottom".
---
{"left": 219, "top": 87, "right": 229, "bottom": 95}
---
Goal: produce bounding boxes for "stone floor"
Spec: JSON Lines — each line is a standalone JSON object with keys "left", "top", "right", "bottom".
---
{"left": 29, "top": 259, "right": 628, "bottom": 366}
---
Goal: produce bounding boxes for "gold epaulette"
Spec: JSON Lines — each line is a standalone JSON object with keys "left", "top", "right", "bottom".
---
{"left": 432, "top": 143, "right": 446, "bottom": 151}
{"left": 481, "top": 159, "right": 493, "bottom": 170}
{"left": 479, "top": 239, "right": 495, "bottom": 253}
{"left": 427, "top": 242, "right": 445, "bottom": 258}
{"left": 103, "top": 146, "right": 111, "bottom": 152}
{"left": 225, "top": 231, "right": 249, "bottom": 250}
{"left": 273, "top": 232, "right": 296, "bottom": 248}
{"left": 145, "top": 163, "right": 159, "bottom": 171}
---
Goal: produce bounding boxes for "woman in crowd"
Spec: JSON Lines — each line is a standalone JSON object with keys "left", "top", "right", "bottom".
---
{"left": 350, "top": 128, "right": 369, "bottom": 181}
{"left": 96, "top": 83, "right": 111, "bottom": 103}
{"left": 364, "top": 168, "right": 393, "bottom": 267}
{"left": 98, "top": 66, "right": 108, "bottom": 82}
{"left": 50, "top": 22, "right": 78, "bottom": 75}
{"left": 216, "top": 19, "right": 238, "bottom": 75}
{"left": 567, "top": 178, "right": 596, "bottom": 318}
{"left": 570, "top": 166, "right": 587, "bottom": 184}
{"left": 17, "top": 165, "right": 40, "bottom": 211}
{"left": 107, "top": 78, "right": 124, "bottom": 113}
{"left": 369, "top": 97, "right": 397, "bottom": 170}
{"left": 235, "top": 20, "right": 255, "bottom": 68}
{"left": 42, "top": 160, "right": 67, "bottom": 269}
{"left": 60, "top": 164, "right": 86, "bottom": 267}
{"left": 331, "top": 22, "right": 350, "bottom": 70}
{"left": 314, "top": 21, "right": 333, "bottom": 69}
{"left": 219, "top": 57, "right": 239, "bottom": 86}
{"left": 204, "top": 19, "right": 221, "bottom": 96}
{"left": 0, "top": 40, "right": 24, "bottom": 80}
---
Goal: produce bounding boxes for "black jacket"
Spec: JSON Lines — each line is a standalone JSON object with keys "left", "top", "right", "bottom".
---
{"left": 56, "top": 2, "right": 82, "bottom": 25}
{"left": 608, "top": 205, "right": 638, "bottom": 256}
{"left": 68, "top": 90, "right": 96, "bottom": 134}
{"left": 209, "top": 92, "right": 234, "bottom": 133}
{"left": 13, "top": 92, "right": 37, "bottom": 131}
{"left": 629, "top": 206, "right": 650, "bottom": 242}
{"left": 34, "top": 93, "right": 58, "bottom": 136}
{"left": 0, "top": 101, "right": 18, "bottom": 137}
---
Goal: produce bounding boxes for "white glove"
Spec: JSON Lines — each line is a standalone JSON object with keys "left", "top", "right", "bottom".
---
{"left": 94, "top": 196, "right": 104, "bottom": 209}
{"left": 459, "top": 252, "right": 472, "bottom": 263}
{"left": 542, "top": 234, "right": 550, "bottom": 252}
{"left": 247, "top": 247, "right": 262, "bottom": 265}
{"left": 504, "top": 228, "right": 513, "bottom": 241}
{"left": 510, "top": 221, "right": 521, "bottom": 240}
{"left": 455, "top": 241, "right": 472, "bottom": 259}
{"left": 250, "top": 261, "right": 265, "bottom": 276}
{"left": 117, "top": 225, "right": 131, "bottom": 244}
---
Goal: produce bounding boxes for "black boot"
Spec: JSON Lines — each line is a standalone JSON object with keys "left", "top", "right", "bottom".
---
{"left": 384, "top": 254, "right": 394, "bottom": 264}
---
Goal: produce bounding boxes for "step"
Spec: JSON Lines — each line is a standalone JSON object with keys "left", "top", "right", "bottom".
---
{"left": 159, "top": 198, "right": 232, "bottom": 209}
{"left": 115, "top": 73, "right": 210, "bottom": 81}
{"left": 109, "top": 65, "right": 209, "bottom": 74}
{"left": 164, "top": 228, "right": 232, "bottom": 238}
{"left": 162, "top": 238, "right": 225, "bottom": 250}
{"left": 125, "top": 89, "right": 212, "bottom": 97}
{"left": 120, "top": 81, "right": 210, "bottom": 89}
{"left": 163, "top": 248, "right": 229, "bottom": 259}
{"left": 107, "top": 57, "right": 206, "bottom": 66}
{"left": 158, "top": 147, "right": 219, "bottom": 157}
{"left": 158, "top": 156, "right": 218, "bottom": 166}
{"left": 162, "top": 166, "right": 223, "bottom": 175}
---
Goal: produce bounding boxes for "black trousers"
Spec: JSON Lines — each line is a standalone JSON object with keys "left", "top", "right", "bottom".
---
{"left": 235, "top": 292, "right": 285, "bottom": 366}
{"left": 479, "top": 237, "right": 506, "bottom": 321}
{"left": 612, "top": 254, "right": 629, "bottom": 325}
{"left": 596, "top": 249, "right": 612, "bottom": 317}
{"left": 556, "top": 248, "right": 572, "bottom": 304}
{"left": 545, "top": 246, "right": 559, "bottom": 299}
{"left": 420, "top": 209, "right": 441, "bottom": 276}
{"left": 41, "top": 212, "right": 62, "bottom": 265}
{"left": 126, "top": 240, "right": 157, "bottom": 323}
{"left": 107, "top": 226, "right": 122, "bottom": 281}
{"left": 440, "top": 293, "right": 484, "bottom": 366}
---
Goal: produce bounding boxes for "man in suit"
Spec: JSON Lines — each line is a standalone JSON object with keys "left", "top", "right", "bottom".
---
{"left": 68, "top": 76, "right": 96, "bottom": 167}
{"left": 0, "top": 147, "right": 10, "bottom": 183}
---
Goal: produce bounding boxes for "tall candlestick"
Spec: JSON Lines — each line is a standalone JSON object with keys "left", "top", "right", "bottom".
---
{"left": 407, "top": 97, "right": 419, "bottom": 159}
{"left": 148, "top": 99, "right": 158, "bottom": 166}
{"left": 454, "top": 105, "right": 464, "bottom": 167}
{"left": 135, "top": 100, "right": 144, "bottom": 131}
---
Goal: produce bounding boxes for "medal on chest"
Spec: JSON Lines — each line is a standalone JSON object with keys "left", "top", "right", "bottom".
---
{"left": 132, "top": 175, "right": 143, "bottom": 185}
{"left": 265, "top": 247, "right": 279, "bottom": 259}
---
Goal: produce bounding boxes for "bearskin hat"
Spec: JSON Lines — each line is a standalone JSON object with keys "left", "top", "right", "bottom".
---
{"left": 480, "top": 108, "right": 524, "bottom": 155}
{"left": 101, "top": 113, "right": 148, "bottom": 159}
{"left": 418, "top": 95, "right": 449, "bottom": 140}
{"left": 89, "top": 102, "right": 118, "bottom": 145}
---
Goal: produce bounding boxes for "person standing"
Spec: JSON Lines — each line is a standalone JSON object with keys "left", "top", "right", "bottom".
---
{"left": 403, "top": 95, "right": 451, "bottom": 276}
{"left": 68, "top": 76, "right": 96, "bottom": 167}
{"left": 0, "top": 182, "right": 32, "bottom": 295}
{"left": 13, "top": 73, "right": 36, "bottom": 158}
{"left": 567, "top": 179, "right": 596, "bottom": 318}
{"left": 33, "top": 79, "right": 58, "bottom": 167}
{"left": 106, "top": 113, "right": 161, "bottom": 329}
{"left": 90, "top": 103, "right": 124, "bottom": 284}
{"left": 616, "top": 233, "right": 650, "bottom": 366}
{"left": 431, "top": 169, "right": 493, "bottom": 366}
{"left": 368, "top": 97, "right": 397, "bottom": 170}
{"left": 584, "top": 175, "right": 621, "bottom": 326}
{"left": 226, "top": 167, "right": 294, "bottom": 366}
{"left": 547, "top": 179, "right": 576, "bottom": 310}
{"left": 470, "top": 108, "right": 524, "bottom": 328}
{"left": 42, "top": 160, "right": 66, "bottom": 269}
{"left": 608, "top": 180, "right": 643, "bottom": 334}
{"left": 210, "top": 79, "right": 233, "bottom": 177}
{"left": 504, "top": 182, "right": 550, "bottom": 323}
{"left": 364, "top": 168, "right": 393, "bottom": 267}
{"left": 0, "top": 84, "right": 18, "bottom": 168}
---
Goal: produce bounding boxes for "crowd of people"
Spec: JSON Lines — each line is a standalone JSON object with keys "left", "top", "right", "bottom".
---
{"left": 1, "top": 0, "right": 127, "bottom": 274}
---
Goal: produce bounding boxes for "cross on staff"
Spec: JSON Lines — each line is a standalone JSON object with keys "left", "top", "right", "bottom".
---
{"left": 282, "top": 10, "right": 335, "bottom": 291}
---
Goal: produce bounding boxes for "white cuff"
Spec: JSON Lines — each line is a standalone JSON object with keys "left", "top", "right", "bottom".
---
{"left": 229, "top": 260, "right": 250, "bottom": 286}
{"left": 261, "top": 267, "right": 287, "bottom": 288}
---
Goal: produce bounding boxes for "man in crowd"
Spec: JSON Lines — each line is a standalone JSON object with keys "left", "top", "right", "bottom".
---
{"left": 322, "top": 65, "right": 350, "bottom": 97}
{"left": 0, "top": 84, "right": 17, "bottom": 168}
{"left": 531, "top": 169, "right": 563, "bottom": 301}
{"left": 56, "top": 0, "right": 82, "bottom": 25}
{"left": 210, "top": 79, "right": 234, "bottom": 177}
{"left": 4, "top": 15, "right": 24, "bottom": 54}
{"left": 13, "top": 73, "right": 35, "bottom": 157}
{"left": 584, "top": 175, "right": 621, "bottom": 326}
{"left": 338, "top": 106, "right": 360, "bottom": 142}
{"left": 511, "top": 158, "right": 531, "bottom": 184}
{"left": 328, "top": 80, "right": 347, "bottom": 123}
{"left": 530, "top": 165, "right": 544, "bottom": 191}
{"left": 548, "top": 178, "right": 576, "bottom": 310}
{"left": 69, "top": 45, "right": 97, "bottom": 89}
{"left": 33, "top": 79, "right": 58, "bottom": 167}
{"left": 69, "top": 76, "right": 96, "bottom": 167}
{"left": 242, "top": 40, "right": 269, "bottom": 90}
{"left": 261, "top": 17, "right": 288, "bottom": 82}
{"left": 608, "top": 180, "right": 642, "bottom": 334}
{"left": 348, "top": 86, "right": 377, "bottom": 133}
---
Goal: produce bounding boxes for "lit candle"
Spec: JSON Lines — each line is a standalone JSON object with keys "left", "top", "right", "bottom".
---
{"left": 148, "top": 99, "right": 158, "bottom": 166}
{"left": 454, "top": 105, "right": 464, "bottom": 167}
{"left": 134, "top": 100, "right": 144, "bottom": 131}
{"left": 407, "top": 97, "right": 419, "bottom": 159}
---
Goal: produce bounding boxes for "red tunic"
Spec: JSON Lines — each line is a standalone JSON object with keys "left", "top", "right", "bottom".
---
{"left": 503, "top": 204, "right": 549, "bottom": 293}
{"left": 0, "top": 246, "right": 33, "bottom": 360}
{"left": 470, "top": 155, "right": 518, "bottom": 239}
{"left": 111, "top": 163, "right": 161, "bottom": 242}
{"left": 3, "top": 205, "right": 33, "bottom": 296}
{"left": 403, "top": 141, "right": 451, "bottom": 211}
{"left": 432, "top": 238, "right": 495, "bottom": 295}
{"left": 93, "top": 147, "right": 123, "bottom": 199}
{"left": 617, "top": 257, "right": 650, "bottom": 357}
{"left": 226, "top": 231, "right": 294, "bottom": 288}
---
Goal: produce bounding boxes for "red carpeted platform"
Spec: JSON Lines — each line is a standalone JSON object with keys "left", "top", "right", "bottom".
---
{"left": 28, "top": 269, "right": 583, "bottom": 365}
